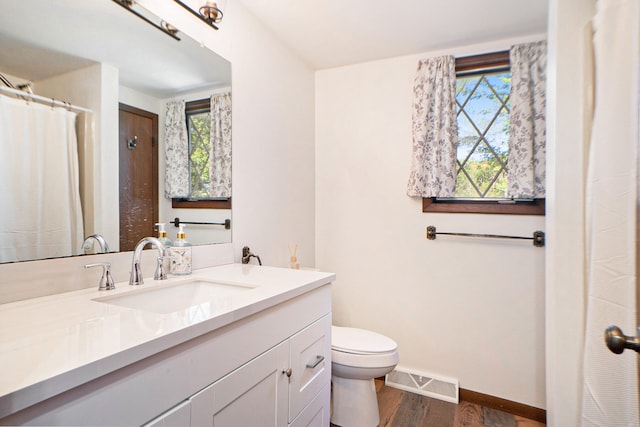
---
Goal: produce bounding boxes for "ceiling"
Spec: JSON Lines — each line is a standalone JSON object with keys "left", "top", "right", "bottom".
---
{"left": 0, "top": 1, "right": 549, "bottom": 90}
{"left": 237, "top": 0, "right": 549, "bottom": 69}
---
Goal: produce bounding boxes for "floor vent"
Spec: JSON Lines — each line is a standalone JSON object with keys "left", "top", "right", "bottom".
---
{"left": 385, "top": 367, "right": 459, "bottom": 404}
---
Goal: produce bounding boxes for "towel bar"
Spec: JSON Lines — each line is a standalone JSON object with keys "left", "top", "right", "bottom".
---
{"left": 426, "top": 225, "right": 545, "bottom": 247}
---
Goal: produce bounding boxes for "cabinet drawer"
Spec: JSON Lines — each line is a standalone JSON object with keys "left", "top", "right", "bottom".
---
{"left": 289, "top": 383, "right": 330, "bottom": 427}
{"left": 143, "top": 400, "right": 190, "bottom": 427}
{"left": 288, "top": 314, "right": 331, "bottom": 422}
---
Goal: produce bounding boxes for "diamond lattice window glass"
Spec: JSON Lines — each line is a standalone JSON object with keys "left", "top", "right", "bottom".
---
{"left": 187, "top": 110, "right": 212, "bottom": 198}
{"left": 455, "top": 71, "right": 511, "bottom": 198}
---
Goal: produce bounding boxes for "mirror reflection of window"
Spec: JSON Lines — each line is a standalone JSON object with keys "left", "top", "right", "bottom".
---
{"left": 186, "top": 98, "right": 213, "bottom": 199}
{"left": 170, "top": 92, "right": 231, "bottom": 208}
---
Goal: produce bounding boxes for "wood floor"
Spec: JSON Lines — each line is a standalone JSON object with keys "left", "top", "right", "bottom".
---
{"left": 331, "top": 380, "right": 546, "bottom": 427}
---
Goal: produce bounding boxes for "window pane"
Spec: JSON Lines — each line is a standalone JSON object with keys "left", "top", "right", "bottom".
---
{"left": 455, "top": 71, "right": 511, "bottom": 198}
{"left": 187, "top": 111, "right": 211, "bottom": 198}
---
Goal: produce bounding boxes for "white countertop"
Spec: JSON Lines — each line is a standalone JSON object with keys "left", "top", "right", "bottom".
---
{"left": 0, "top": 264, "right": 335, "bottom": 418}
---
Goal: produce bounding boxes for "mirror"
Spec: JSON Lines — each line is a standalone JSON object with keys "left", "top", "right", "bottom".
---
{"left": 0, "top": 0, "right": 232, "bottom": 264}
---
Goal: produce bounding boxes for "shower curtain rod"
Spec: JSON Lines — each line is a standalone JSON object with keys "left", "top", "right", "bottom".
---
{"left": 0, "top": 86, "right": 91, "bottom": 114}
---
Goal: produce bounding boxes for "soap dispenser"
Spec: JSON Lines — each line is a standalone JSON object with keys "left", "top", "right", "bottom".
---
{"left": 155, "top": 223, "right": 172, "bottom": 247}
{"left": 170, "top": 224, "right": 192, "bottom": 275}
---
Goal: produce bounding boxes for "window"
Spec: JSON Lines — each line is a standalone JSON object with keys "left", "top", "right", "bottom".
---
{"left": 171, "top": 98, "right": 231, "bottom": 209}
{"left": 455, "top": 69, "right": 510, "bottom": 197}
{"left": 423, "top": 51, "right": 544, "bottom": 215}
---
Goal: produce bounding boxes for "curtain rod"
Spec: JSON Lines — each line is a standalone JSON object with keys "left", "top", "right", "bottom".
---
{"left": 0, "top": 86, "right": 92, "bottom": 114}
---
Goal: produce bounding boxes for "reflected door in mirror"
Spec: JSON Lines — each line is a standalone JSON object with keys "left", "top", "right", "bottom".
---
{"left": 118, "top": 104, "right": 159, "bottom": 251}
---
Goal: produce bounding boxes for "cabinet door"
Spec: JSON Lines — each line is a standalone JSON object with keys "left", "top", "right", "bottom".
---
{"left": 190, "top": 341, "right": 289, "bottom": 426}
{"left": 288, "top": 383, "right": 330, "bottom": 427}
{"left": 288, "top": 314, "right": 331, "bottom": 422}
{"left": 143, "top": 400, "right": 191, "bottom": 427}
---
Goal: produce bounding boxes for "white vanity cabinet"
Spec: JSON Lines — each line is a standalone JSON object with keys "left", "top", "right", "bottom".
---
{"left": 190, "top": 340, "right": 289, "bottom": 426}
{"left": 174, "top": 314, "right": 331, "bottom": 427}
{"left": 0, "top": 282, "right": 332, "bottom": 427}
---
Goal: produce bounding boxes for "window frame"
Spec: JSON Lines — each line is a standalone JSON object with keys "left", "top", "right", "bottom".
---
{"left": 422, "top": 50, "right": 545, "bottom": 216}
{"left": 171, "top": 98, "right": 231, "bottom": 210}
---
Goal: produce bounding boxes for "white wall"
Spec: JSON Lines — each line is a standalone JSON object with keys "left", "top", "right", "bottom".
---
{"left": 315, "top": 36, "right": 546, "bottom": 407}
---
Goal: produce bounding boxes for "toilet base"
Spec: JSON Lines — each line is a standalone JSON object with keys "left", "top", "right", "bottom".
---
{"left": 330, "top": 376, "right": 379, "bottom": 427}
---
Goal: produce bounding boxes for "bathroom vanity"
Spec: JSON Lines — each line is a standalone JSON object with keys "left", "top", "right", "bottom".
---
{"left": 0, "top": 264, "right": 334, "bottom": 426}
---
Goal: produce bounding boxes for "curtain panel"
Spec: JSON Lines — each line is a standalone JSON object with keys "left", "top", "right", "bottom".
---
{"left": 0, "top": 96, "right": 83, "bottom": 262}
{"left": 164, "top": 100, "right": 189, "bottom": 198}
{"left": 209, "top": 92, "right": 232, "bottom": 198}
{"left": 507, "top": 41, "right": 547, "bottom": 198}
{"left": 407, "top": 55, "right": 458, "bottom": 197}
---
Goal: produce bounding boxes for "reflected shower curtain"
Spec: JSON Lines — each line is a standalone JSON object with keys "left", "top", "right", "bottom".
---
{"left": 76, "top": 111, "right": 95, "bottom": 239}
{"left": 582, "top": 0, "right": 639, "bottom": 425}
{"left": 0, "top": 95, "right": 84, "bottom": 262}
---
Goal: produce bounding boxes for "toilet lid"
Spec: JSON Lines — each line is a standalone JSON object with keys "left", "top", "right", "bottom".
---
{"left": 332, "top": 326, "right": 397, "bottom": 354}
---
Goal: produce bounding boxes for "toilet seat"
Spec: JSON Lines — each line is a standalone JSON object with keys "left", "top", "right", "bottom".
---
{"left": 331, "top": 326, "right": 399, "bottom": 368}
{"left": 332, "top": 326, "right": 397, "bottom": 354}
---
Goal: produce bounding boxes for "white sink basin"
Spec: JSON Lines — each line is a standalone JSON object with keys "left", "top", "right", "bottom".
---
{"left": 93, "top": 278, "right": 255, "bottom": 314}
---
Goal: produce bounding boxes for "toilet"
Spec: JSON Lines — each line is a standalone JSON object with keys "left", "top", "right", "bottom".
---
{"left": 331, "top": 326, "right": 399, "bottom": 427}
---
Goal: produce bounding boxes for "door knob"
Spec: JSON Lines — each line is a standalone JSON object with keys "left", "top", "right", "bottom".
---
{"left": 604, "top": 325, "right": 640, "bottom": 354}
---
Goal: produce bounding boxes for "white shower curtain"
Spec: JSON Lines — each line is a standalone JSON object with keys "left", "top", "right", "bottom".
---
{"left": 582, "top": 0, "right": 639, "bottom": 425}
{"left": 0, "top": 95, "right": 84, "bottom": 262}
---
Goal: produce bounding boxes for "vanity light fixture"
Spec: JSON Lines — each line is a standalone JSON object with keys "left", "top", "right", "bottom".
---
{"left": 111, "top": 0, "right": 181, "bottom": 41}
{"left": 173, "top": 0, "right": 226, "bottom": 30}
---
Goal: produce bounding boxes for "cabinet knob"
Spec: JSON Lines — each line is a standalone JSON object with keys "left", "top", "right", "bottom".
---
{"left": 283, "top": 368, "right": 292, "bottom": 378}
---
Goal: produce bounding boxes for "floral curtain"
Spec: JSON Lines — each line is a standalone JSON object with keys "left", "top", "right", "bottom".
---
{"left": 164, "top": 100, "right": 189, "bottom": 198}
{"left": 407, "top": 56, "right": 458, "bottom": 197}
{"left": 209, "top": 92, "right": 232, "bottom": 198}
{"left": 507, "top": 41, "right": 547, "bottom": 198}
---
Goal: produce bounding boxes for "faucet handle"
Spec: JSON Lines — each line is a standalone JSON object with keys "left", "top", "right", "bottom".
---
{"left": 155, "top": 255, "right": 172, "bottom": 281}
{"left": 241, "top": 246, "right": 262, "bottom": 266}
{"left": 85, "top": 262, "right": 116, "bottom": 291}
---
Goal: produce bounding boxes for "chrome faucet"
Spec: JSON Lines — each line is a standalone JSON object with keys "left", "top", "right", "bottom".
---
{"left": 82, "top": 234, "right": 110, "bottom": 254}
{"left": 130, "top": 237, "right": 170, "bottom": 286}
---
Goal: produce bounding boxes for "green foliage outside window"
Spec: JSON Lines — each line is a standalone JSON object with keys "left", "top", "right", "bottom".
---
{"left": 187, "top": 111, "right": 212, "bottom": 198}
